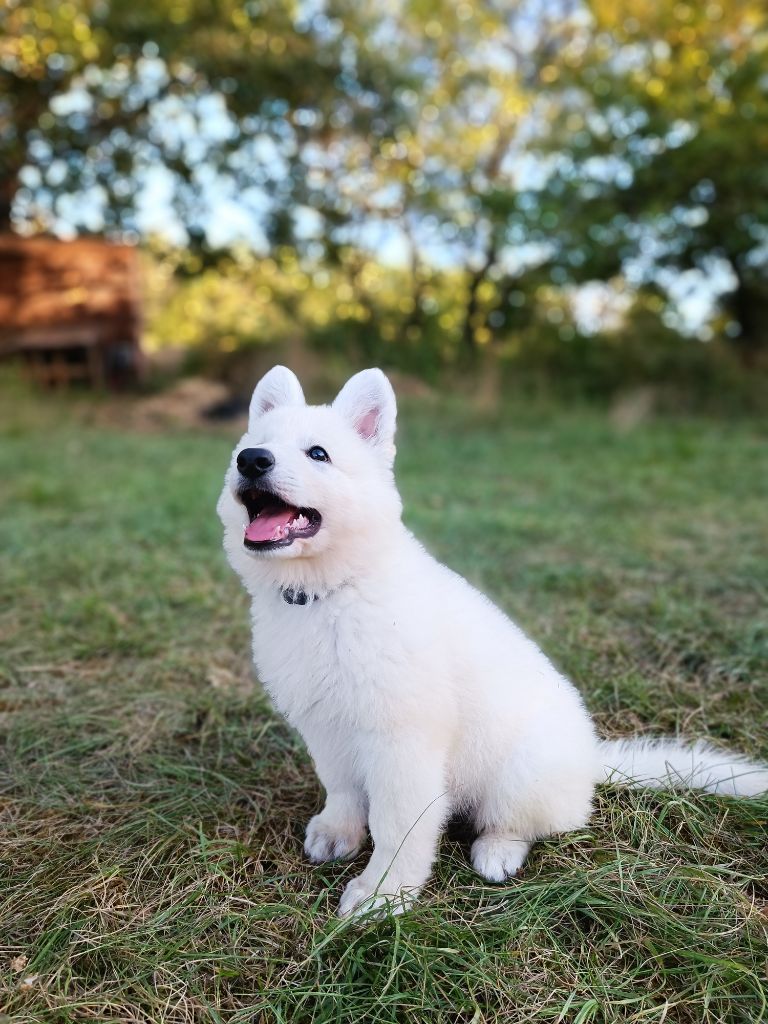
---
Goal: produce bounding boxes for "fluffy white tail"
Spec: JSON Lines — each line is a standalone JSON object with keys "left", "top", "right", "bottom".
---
{"left": 599, "top": 737, "right": 768, "bottom": 797}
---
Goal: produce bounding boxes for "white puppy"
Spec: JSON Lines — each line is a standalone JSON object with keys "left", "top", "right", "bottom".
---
{"left": 217, "top": 366, "right": 768, "bottom": 917}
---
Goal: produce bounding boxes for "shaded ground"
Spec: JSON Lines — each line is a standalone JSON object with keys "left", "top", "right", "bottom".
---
{"left": 1, "top": 381, "right": 767, "bottom": 1023}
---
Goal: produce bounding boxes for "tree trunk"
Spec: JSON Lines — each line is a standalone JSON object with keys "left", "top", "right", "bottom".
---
{"left": 0, "top": 171, "right": 18, "bottom": 233}
{"left": 727, "top": 275, "right": 768, "bottom": 368}
{"left": 461, "top": 267, "right": 485, "bottom": 354}
{"left": 461, "top": 240, "right": 497, "bottom": 356}
{"left": 400, "top": 219, "right": 426, "bottom": 338}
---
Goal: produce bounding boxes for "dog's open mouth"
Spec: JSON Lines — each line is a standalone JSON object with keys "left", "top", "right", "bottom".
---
{"left": 237, "top": 487, "right": 321, "bottom": 550}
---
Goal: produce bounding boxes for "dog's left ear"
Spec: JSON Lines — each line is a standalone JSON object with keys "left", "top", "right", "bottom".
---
{"left": 249, "top": 365, "right": 305, "bottom": 430}
{"left": 333, "top": 368, "right": 397, "bottom": 459}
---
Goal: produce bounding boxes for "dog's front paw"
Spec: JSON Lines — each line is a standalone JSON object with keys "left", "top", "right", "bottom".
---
{"left": 337, "top": 874, "right": 417, "bottom": 919}
{"left": 304, "top": 814, "right": 364, "bottom": 864}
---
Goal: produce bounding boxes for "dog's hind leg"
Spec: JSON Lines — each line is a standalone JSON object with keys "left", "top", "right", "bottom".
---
{"left": 470, "top": 727, "right": 597, "bottom": 882}
{"left": 470, "top": 777, "right": 591, "bottom": 882}
{"left": 471, "top": 833, "right": 531, "bottom": 882}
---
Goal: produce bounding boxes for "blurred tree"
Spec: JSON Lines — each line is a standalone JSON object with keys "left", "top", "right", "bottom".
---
{"left": 4, "top": 0, "right": 767, "bottom": 374}
{"left": 297, "top": 0, "right": 578, "bottom": 357}
{"left": 0, "top": 0, "right": 357, "bottom": 237}
{"left": 537, "top": 0, "right": 768, "bottom": 362}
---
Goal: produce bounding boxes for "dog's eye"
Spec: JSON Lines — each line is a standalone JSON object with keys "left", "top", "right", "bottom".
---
{"left": 307, "top": 445, "right": 330, "bottom": 463}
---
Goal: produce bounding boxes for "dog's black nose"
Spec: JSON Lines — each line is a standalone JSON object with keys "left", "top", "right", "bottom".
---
{"left": 237, "top": 447, "right": 275, "bottom": 479}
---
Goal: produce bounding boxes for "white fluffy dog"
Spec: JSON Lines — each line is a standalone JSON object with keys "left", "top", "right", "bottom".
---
{"left": 217, "top": 366, "right": 768, "bottom": 918}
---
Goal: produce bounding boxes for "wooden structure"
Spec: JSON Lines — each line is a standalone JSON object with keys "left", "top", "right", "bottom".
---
{"left": 0, "top": 235, "right": 143, "bottom": 388}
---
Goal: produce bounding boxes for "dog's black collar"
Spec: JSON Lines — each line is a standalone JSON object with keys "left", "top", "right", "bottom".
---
{"left": 280, "top": 580, "right": 350, "bottom": 605}
{"left": 281, "top": 587, "right": 317, "bottom": 606}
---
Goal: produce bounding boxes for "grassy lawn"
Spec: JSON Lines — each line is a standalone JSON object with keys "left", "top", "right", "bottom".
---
{"left": 1, "top": 381, "right": 767, "bottom": 1023}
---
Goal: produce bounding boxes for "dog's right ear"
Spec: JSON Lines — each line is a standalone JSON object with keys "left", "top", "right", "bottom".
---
{"left": 332, "top": 368, "right": 397, "bottom": 461}
{"left": 249, "top": 366, "right": 305, "bottom": 429}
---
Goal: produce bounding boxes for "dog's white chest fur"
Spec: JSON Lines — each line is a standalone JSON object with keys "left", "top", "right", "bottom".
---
{"left": 251, "top": 588, "right": 377, "bottom": 725}
{"left": 250, "top": 554, "right": 453, "bottom": 736}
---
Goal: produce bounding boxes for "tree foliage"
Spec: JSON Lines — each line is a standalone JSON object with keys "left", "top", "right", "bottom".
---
{"left": 2, "top": 0, "right": 767, "bottom": 364}
{"left": 0, "top": 0, "right": 352, "bottom": 235}
{"left": 537, "top": 0, "right": 768, "bottom": 358}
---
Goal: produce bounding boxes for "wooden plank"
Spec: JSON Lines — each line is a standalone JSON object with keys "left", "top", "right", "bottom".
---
{"left": 0, "top": 234, "right": 143, "bottom": 388}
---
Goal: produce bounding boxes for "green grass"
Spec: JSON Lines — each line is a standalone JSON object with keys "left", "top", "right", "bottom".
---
{"left": 1, "top": 381, "right": 767, "bottom": 1023}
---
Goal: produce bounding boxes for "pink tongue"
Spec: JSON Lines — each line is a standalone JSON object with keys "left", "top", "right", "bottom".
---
{"left": 245, "top": 508, "right": 296, "bottom": 543}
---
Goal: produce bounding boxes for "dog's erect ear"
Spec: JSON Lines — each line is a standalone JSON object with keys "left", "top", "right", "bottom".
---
{"left": 249, "top": 366, "right": 305, "bottom": 429}
{"left": 332, "top": 368, "right": 397, "bottom": 457}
